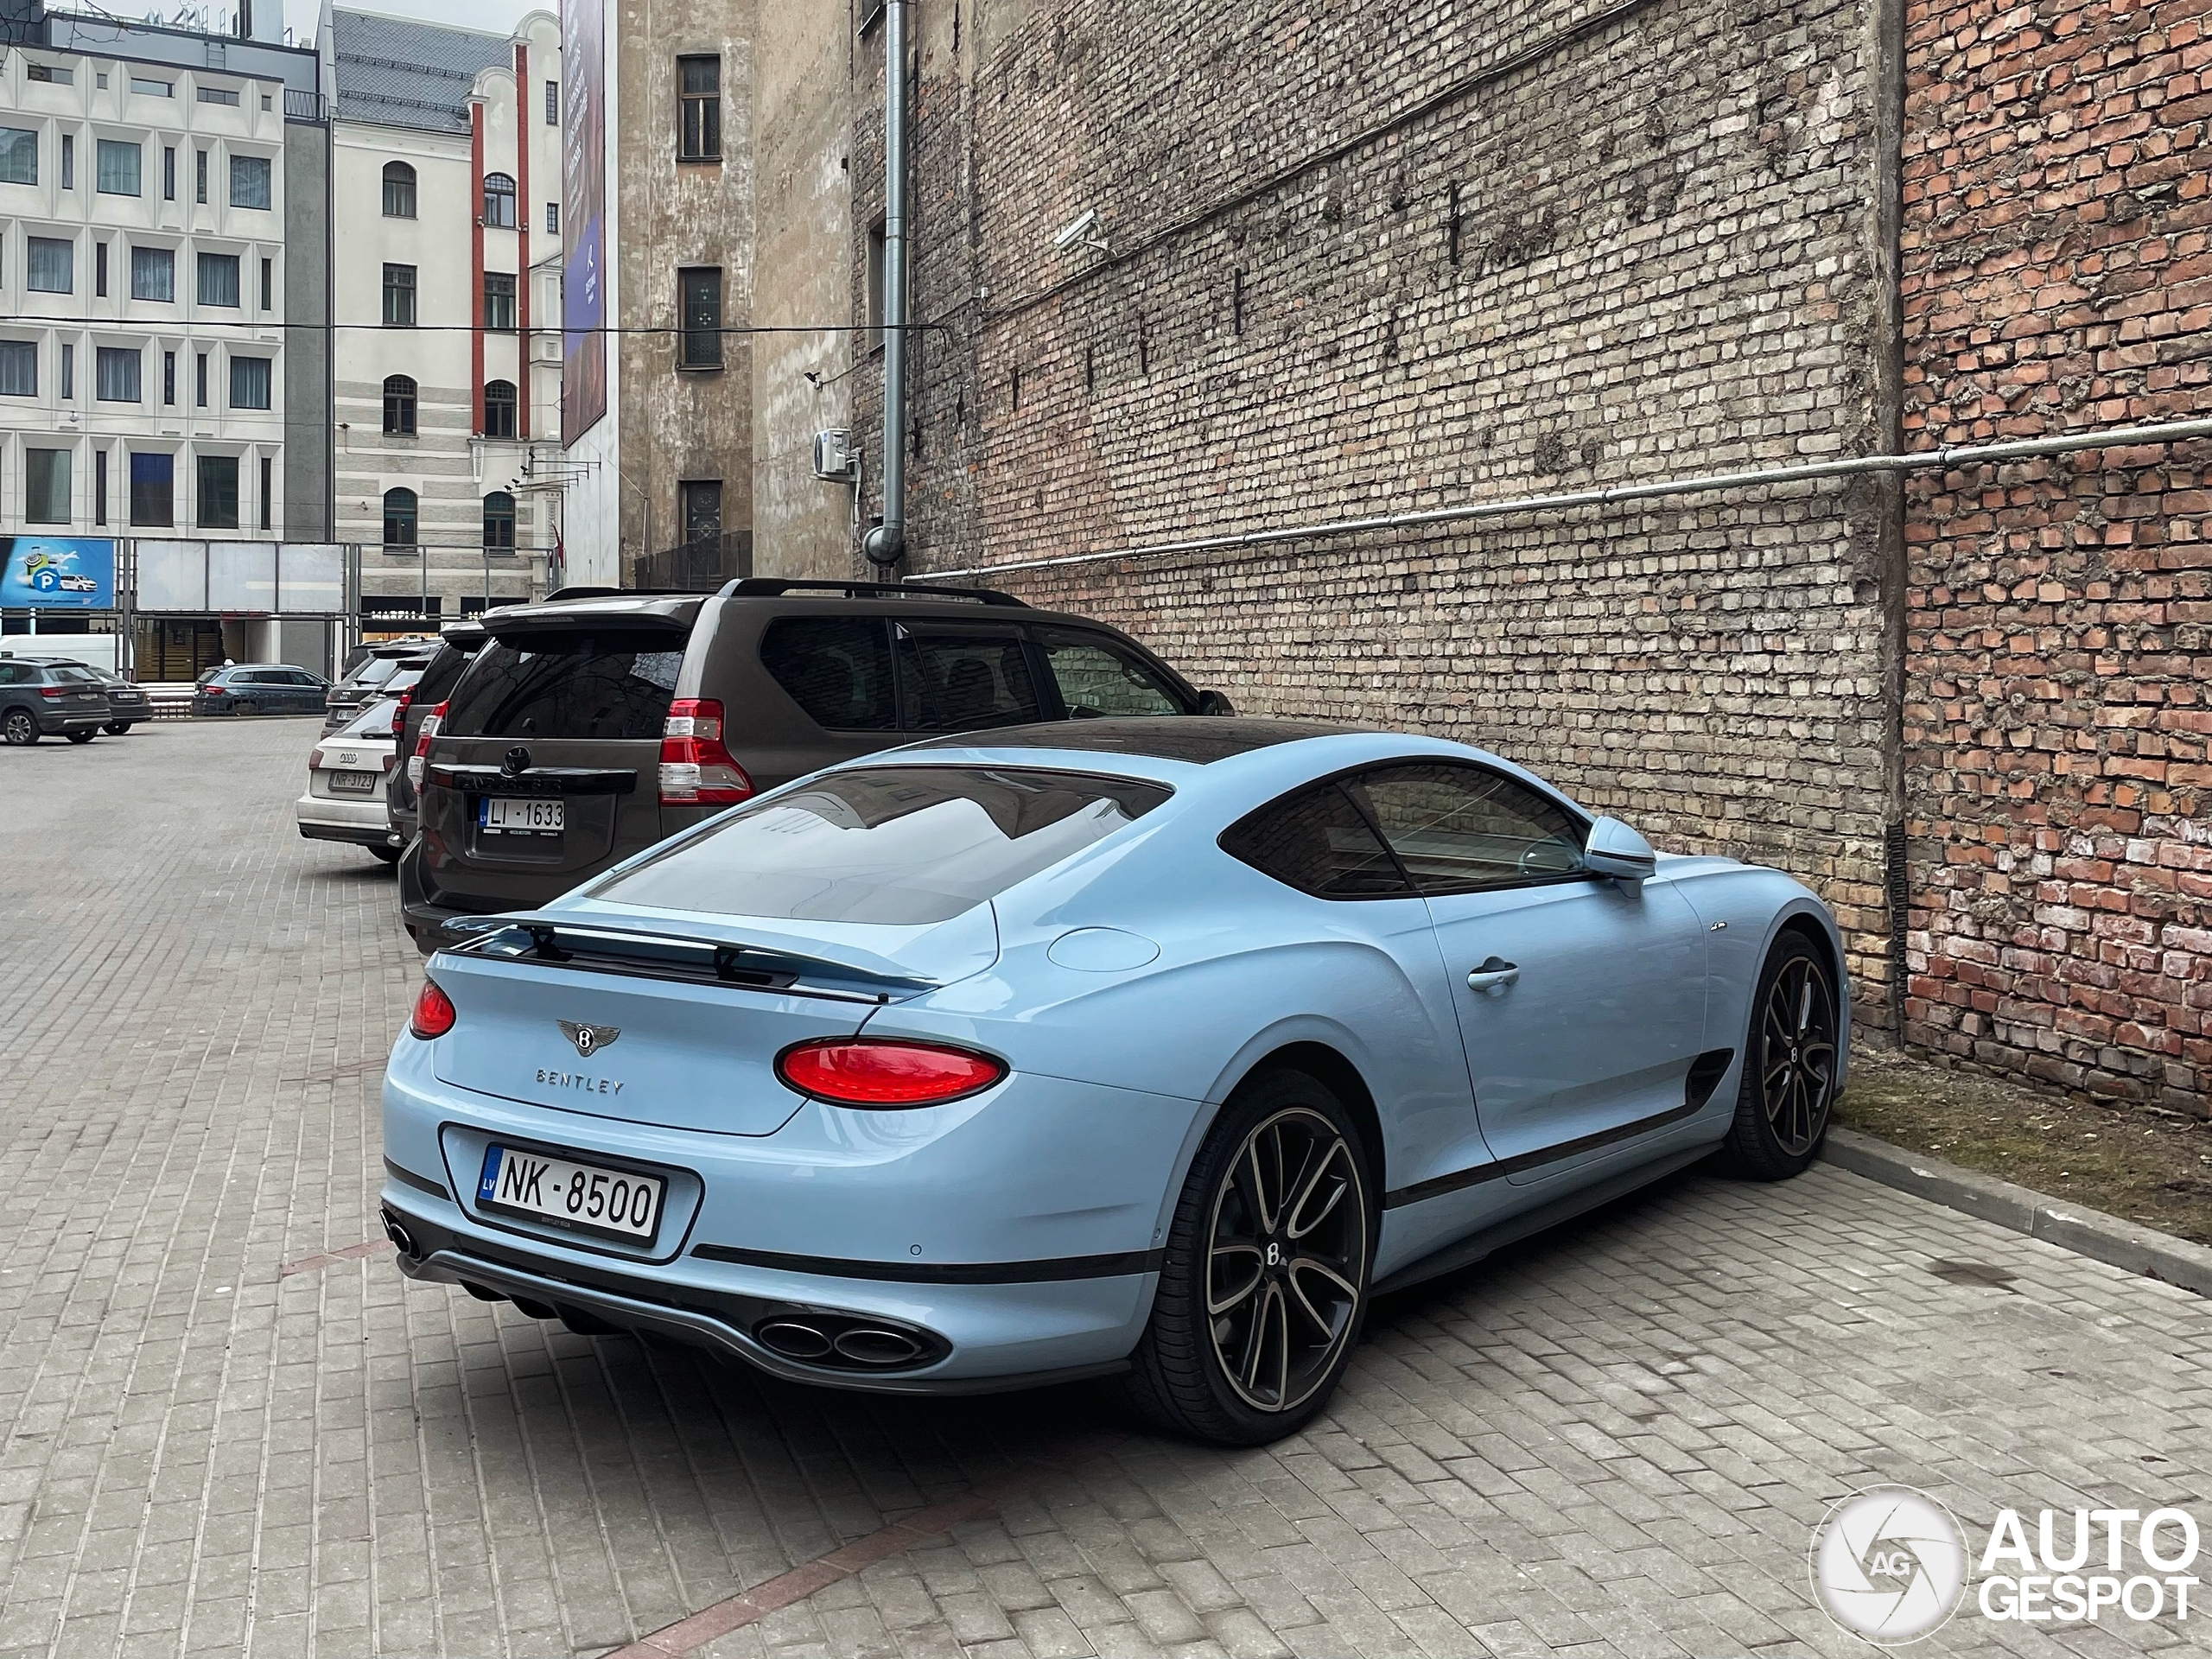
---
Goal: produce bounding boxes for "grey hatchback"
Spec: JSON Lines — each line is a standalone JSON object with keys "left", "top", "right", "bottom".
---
{"left": 0, "top": 660, "right": 112, "bottom": 744}
{"left": 398, "top": 579, "right": 1230, "bottom": 950}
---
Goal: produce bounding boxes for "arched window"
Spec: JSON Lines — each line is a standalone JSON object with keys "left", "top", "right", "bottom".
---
{"left": 482, "top": 490, "right": 516, "bottom": 551}
{"left": 382, "top": 374, "right": 416, "bottom": 436}
{"left": 381, "top": 161, "right": 416, "bottom": 219}
{"left": 383, "top": 486, "right": 417, "bottom": 548}
{"left": 482, "top": 378, "right": 517, "bottom": 439}
{"left": 481, "top": 171, "right": 516, "bottom": 228}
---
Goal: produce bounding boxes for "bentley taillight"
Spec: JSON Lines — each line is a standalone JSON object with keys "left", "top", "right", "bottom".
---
{"left": 775, "top": 1039, "right": 1007, "bottom": 1108}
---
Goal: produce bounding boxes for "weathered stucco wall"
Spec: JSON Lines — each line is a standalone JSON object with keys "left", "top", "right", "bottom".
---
{"left": 612, "top": 0, "right": 755, "bottom": 570}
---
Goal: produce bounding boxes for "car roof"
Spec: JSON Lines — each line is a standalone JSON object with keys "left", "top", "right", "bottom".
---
{"left": 875, "top": 719, "right": 1587, "bottom": 815}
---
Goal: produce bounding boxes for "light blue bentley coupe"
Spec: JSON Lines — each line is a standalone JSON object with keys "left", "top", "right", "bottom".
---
{"left": 379, "top": 718, "right": 1847, "bottom": 1445}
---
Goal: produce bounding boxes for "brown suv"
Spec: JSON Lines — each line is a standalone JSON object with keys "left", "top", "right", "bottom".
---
{"left": 397, "top": 578, "right": 1230, "bottom": 951}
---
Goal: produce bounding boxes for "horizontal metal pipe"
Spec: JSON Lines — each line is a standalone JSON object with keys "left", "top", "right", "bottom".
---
{"left": 913, "top": 416, "right": 2212, "bottom": 584}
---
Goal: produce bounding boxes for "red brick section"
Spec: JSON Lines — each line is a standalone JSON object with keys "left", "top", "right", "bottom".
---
{"left": 1900, "top": 0, "right": 2212, "bottom": 1113}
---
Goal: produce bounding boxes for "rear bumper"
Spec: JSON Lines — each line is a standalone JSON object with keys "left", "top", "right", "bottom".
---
{"left": 42, "top": 711, "right": 110, "bottom": 734}
{"left": 296, "top": 791, "right": 396, "bottom": 845}
{"left": 378, "top": 1034, "right": 1202, "bottom": 1393}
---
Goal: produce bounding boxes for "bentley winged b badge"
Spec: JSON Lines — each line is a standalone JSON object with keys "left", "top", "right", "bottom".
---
{"left": 558, "top": 1020, "right": 621, "bottom": 1058}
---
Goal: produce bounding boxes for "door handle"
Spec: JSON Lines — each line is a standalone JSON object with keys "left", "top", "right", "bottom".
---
{"left": 1466, "top": 957, "right": 1520, "bottom": 995}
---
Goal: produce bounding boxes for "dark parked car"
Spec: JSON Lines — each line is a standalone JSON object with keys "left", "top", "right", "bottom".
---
{"left": 385, "top": 620, "right": 489, "bottom": 849}
{"left": 398, "top": 578, "right": 1231, "bottom": 951}
{"left": 10, "top": 656, "right": 154, "bottom": 732}
{"left": 0, "top": 660, "right": 112, "bottom": 745}
{"left": 327, "top": 639, "right": 438, "bottom": 733}
{"left": 191, "top": 664, "right": 334, "bottom": 717}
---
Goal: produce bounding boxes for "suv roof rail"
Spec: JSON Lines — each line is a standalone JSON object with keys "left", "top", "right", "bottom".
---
{"left": 719, "top": 577, "right": 1029, "bottom": 608}
{"left": 540, "top": 585, "right": 722, "bottom": 601}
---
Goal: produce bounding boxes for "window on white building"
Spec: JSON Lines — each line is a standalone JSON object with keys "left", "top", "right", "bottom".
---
{"left": 383, "top": 375, "right": 416, "bottom": 435}
{"left": 483, "top": 379, "right": 517, "bottom": 439}
{"left": 26, "top": 237, "right": 73, "bottom": 294}
{"left": 483, "top": 272, "right": 516, "bottom": 332}
{"left": 95, "top": 346, "right": 140, "bottom": 403}
{"left": 481, "top": 172, "right": 517, "bottom": 228}
{"left": 0, "top": 341, "right": 36, "bottom": 397}
{"left": 25, "top": 448, "right": 71, "bottom": 524}
{"left": 198, "top": 86, "right": 239, "bottom": 106}
{"left": 0, "top": 128, "right": 35, "bottom": 185}
{"left": 198, "top": 251, "right": 240, "bottom": 308}
{"left": 381, "top": 162, "right": 416, "bottom": 218}
{"left": 383, "top": 264, "right": 416, "bottom": 326}
{"left": 230, "top": 155, "right": 271, "bottom": 209}
{"left": 230, "top": 355, "right": 271, "bottom": 410}
{"left": 198, "top": 454, "right": 240, "bottom": 530}
{"left": 95, "top": 139, "right": 139, "bottom": 195}
{"left": 131, "top": 246, "right": 175, "bottom": 301}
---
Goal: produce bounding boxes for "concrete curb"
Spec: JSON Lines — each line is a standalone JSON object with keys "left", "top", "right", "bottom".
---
{"left": 1823, "top": 1125, "right": 2212, "bottom": 1299}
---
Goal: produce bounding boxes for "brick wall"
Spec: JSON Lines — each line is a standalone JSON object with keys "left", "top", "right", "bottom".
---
{"left": 847, "top": 0, "right": 1906, "bottom": 1010}
{"left": 1900, "top": 0, "right": 2212, "bottom": 1109}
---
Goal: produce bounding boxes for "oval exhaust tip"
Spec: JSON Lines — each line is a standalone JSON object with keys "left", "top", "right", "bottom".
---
{"left": 832, "top": 1327, "right": 924, "bottom": 1366}
{"left": 755, "top": 1320, "right": 835, "bottom": 1360}
{"left": 381, "top": 1211, "right": 418, "bottom": 1257}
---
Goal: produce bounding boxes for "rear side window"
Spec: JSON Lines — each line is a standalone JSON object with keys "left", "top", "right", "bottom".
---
{"left": 444, "top": 630, "right": 684, "bottom": 741}
{"left": 760, "top": 617, "right": 895, "bottom": 730}
{"left": 591, "top": 765, "right": 1172, "bottom": 924}
{"left": 351, "top": 658, "right": 400, "bottom": 691}
{"left": 1035, "top": 626, "right": 1187, "bottom": 717}
{"left": 897, "top": 627, "right": 1043, "bottom": 732}
{"left": 411, "top": 645, "right": 476, "bottom": 704}
{"left": 1220, "top": 785, "right": 1409, "bottom": 898}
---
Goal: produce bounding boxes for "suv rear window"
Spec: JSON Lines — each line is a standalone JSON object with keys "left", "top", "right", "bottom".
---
{"left": 590, "top": 765, "right": 1172, "bottom": 925}
{"left": 444, "top": 630, "right": 685, "bottom": 741}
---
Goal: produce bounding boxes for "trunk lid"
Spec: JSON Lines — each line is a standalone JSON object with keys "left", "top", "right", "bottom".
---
{"left": 426, "top": 904, "right": 998, "bottom": 1135}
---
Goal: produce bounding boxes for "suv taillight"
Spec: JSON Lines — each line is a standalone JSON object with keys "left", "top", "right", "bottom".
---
{"left": 391, "top": 687, "right": 413, "bottom": 734}
{"left": 407, "top": 702, "right": 445, "bottom": 791}
{"left": 659, "top": 697, "right": 753, "bottom": 806}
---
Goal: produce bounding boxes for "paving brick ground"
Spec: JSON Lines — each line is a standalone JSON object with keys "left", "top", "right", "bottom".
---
{"left": 2, "top": 719, "right": 2209, "bottom": 1659}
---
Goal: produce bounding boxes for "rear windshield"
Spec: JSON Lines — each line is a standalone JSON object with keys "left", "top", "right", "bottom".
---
{"left": 45, "top": 666, "right": 99, "bottom": 684}
{"left": 340, "top": 697, "right": 399, "bottom": 738}
{"left": 444, "top": 631, "right": 686, "bottom": 741}
{"left": 590, "top": 766, "right": 1172, "bottom": 925}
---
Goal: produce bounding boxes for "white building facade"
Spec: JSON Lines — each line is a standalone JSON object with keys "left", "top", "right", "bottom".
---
{"left": 0, "top": 16, "right": 327, "bottom": 548}
{"left": 328, "top": 8, "right": 565, "bottom": 630}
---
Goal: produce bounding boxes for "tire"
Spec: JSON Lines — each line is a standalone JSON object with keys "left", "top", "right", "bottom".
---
{"left": 1714, "top": 931, "right": 1840, "bottom": 1180}
{"left": 105, "top": 721, "right": 133, "bottom": 735}
{"left": 233, "top": 701, "right": 257, "bottom": 716}
{"left": 66, "top": 730, "right": 96, "bottom": 745}
{"left": 1114, "top": 1070, "right": 1375, "bottom": 1446}
{"left": 367, "top": 844, "right": 401, "bottom": 864}
{"left": 3, "top": 709, "right": 37, "bottom": 746}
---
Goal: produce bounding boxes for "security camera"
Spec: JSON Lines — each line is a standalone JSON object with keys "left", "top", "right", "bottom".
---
{"left": 1051, "top": 209, "right": 1106, "bottom": 254}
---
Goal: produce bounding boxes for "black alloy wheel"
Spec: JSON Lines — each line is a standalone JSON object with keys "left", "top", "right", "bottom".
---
{"left": 1205, "top": 1107, "right": 1368, "bottom": 1412}
{"left": 1717, "top": 932, "right": 1840, "bottom": 1179}
{"left": 1117, "top": 1070, "right": 1374, "bottom": 1445}
{"left": 3, "top": 709, "right": 36, "bottom": 746}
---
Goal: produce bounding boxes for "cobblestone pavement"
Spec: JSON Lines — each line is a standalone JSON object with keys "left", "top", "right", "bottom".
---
{"left": 3, "top": 720, "right": 2209, "bottom": 1659}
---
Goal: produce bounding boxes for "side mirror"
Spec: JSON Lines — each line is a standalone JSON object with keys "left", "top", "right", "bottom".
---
{"left": 1584, "top": 816, "right": 1657, "bottom": 880}
{"left": 1195, "top": 689, "right": 1236, "bottom": 716}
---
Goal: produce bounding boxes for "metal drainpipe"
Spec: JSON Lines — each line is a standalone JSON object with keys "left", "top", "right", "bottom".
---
{"left": 861, "top": 0, "right": 908, "bottom": 568}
